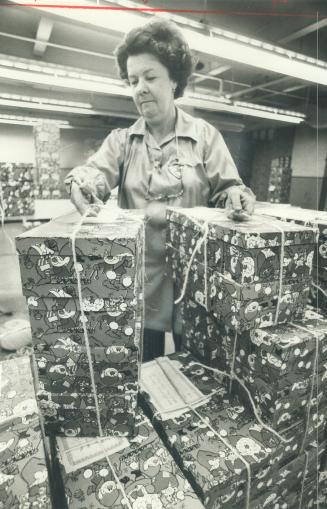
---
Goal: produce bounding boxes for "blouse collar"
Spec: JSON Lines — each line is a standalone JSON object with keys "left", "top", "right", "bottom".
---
{"left": 128, "top": 106, "right": 199, "bottom": 142}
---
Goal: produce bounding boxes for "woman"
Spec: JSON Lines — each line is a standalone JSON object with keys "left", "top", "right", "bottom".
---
{"left": 66, "top": 19, "right": 255, "bottom": 361}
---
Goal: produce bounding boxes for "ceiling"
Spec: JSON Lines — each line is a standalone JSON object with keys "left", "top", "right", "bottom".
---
{"left": 0, "top": 0, "right": 327, "bottom": 132}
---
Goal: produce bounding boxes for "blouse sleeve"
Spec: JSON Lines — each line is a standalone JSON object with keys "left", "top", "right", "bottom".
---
{"left": 65, "top": 128, "right": 127, "bottom": 201}
{"left": 201, "top": 121, "right": 244, "bottom": 207}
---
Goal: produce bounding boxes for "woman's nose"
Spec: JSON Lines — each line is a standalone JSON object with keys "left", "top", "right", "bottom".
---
{"left": 136, "top": 78, "right": 148, "bottom": 95}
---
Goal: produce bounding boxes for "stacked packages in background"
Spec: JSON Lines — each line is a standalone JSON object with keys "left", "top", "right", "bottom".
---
{"left": 167, "top": 206, "right": 318, "bottom": 331}
{"left": 0, "top": 161, "right": 35, "bottom": 216}
{"left": 256, "top": 203, "right": 327, "bottom": 315}
{"left": 267, "top": 155, "right": 292, "bottom": 204}
{"left": 139, "top": 351, "right": 325, "bottom": 509}
{"left": 0, "top": 356, "right": 51, "bottom": 508}
{"left": 33, "top": 122, "right": 65, "bottom": 199}
{"left": 52, "top": 409, "right": 204, "bottom": 509}
{"left": 15, "top": 210, "right": 144, "bottom": 437}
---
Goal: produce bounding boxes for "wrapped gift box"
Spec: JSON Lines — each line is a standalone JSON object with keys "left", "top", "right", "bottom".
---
{"left": 0, "top": 357, "right": 51, "bottom": 508}
{"left": 255, "top": 204, "right": 327, "bottom": 281}
{"left": 140, "top": 352, "right": 297, "bottom": 509}
{"left": 2, "top": 182, "right": 35, "bottom": 216}
{"left": 15, "top": 211, "right": 145, "bottom": 437}
{"left": 181, "top": 298, "right": 236, "bottom": 372}
{"left": 27, "top": 295, "right": 141, "bottom": 349}
{"left": 167, "top": 207, "right": 316, "bottom": 331}
{"left": 33, "top": 122, "right": 63, "bottom": 199}
{"left": 233, "top": 309, "right": 327, "bottom": 432}
{"left": 53, "top": 410, "right": 204, "bottom": 509}
{"left": 0, "top": 162, "right": 35, "bottom": 182}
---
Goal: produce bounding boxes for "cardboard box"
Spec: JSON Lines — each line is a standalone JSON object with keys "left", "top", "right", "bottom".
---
{"left": 54, "top": 411, "right": 204, "bottom": 508}
{"left": 255, "top": 204, "right": 327, "bottom": 282}
{"left": 0, "top": 357, "right": 51, "bottom": 508}
{"left": 0, "top": 162, "right": 34, "bottom": 182}
{"left": 167, "top": 207, "right": 316, "bottom": 331}
{"left": 15, "top": 211, "right": 145, "bottom": 437}
{"left": 140, "top": 352, "right": 297, "bottom": 509}
{"left": 2, "top": 182, "right": 35, "bottom": 216}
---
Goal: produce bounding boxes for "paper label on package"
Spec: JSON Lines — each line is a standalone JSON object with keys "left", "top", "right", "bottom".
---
{"left": 58, "top": 436, "right": 129, "bottom": 473}
{"left": 141, "top": 357, "right": 210, "bottom": 420}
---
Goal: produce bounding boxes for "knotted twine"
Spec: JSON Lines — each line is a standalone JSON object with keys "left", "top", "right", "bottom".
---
{"left": 67, "top": 204, "right": 147, "bottom": 509}
{"left": 172, "top": 211, "right": 322, "bottom": 508}
{"left": 174, "top": 212, "right": 286, "bottom": 327}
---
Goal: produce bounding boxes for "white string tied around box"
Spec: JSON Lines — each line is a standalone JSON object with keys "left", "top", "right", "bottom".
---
{"left": 174, "top": 212, "right": 288, "bottom": 327}
{"left": 151, "top": 358, "right": 252, "bottom": 509}
{"left": 70, "top": 204, "right": 136, "bottom": 509}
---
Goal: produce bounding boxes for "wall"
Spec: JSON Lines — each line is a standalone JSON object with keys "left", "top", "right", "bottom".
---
{"left": 290, "top": 124, "right": 327, "bottom": 210}
{"left": 0, "top": 125, "right": 35, "bottom": 164}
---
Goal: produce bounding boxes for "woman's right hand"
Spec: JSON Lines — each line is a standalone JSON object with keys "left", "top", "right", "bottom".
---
{"left": 65, "top": 166, "right": 108, "bottom": 216}
{"left": 70, "top": 182, "right": 102, "bottom": 216}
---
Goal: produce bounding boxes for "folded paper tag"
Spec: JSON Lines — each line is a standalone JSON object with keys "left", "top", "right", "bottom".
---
{"left": 141, "top": 356, "right": 209, "bottom": 420}
{"left": 58, "top": 436, "right": 130, "bottom": 473}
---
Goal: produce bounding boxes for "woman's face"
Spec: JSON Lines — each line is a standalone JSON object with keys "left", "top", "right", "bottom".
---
{"left": 127, "top": 52, "right": 176, "bottom": 125}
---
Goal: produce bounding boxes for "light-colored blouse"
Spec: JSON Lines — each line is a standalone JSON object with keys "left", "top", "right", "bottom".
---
{"left": 73, "top": 107, "right": 243, "bottom": 332}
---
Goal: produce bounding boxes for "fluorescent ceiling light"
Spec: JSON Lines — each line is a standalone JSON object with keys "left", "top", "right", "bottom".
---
{"left": 179, "top": 93, "right": 305, "bottom": 123}
{"left": 0, "top": 93, "right": 92, "bottom": 108}
{"left": 0, "top": 66, "right": 131, "bottom": 96}
{"left": 0, "top": 65, "right": 305, "bottom": 123}
{"left": 0, "top": 98, "right": 98, "bottom": 115}
{"left": 7, "top": 0, "right": 327, "bottom": 85}
{"left": 0, "top": 113, "right": 72, "bottom": 128}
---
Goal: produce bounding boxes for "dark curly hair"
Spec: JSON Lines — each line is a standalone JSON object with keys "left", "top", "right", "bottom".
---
{"left": 115, "top": 19, "right": 194, "bottom": 99}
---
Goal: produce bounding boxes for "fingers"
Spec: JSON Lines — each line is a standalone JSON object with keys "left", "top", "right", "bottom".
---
{"left": 241, "top": 194, "right": 255, "bottom": 215}
{"left": 70, "top": 182, "right": 92, "bottom": 216}
{"left": 241, "top": 188, "right": 256, "bottom": 214}
{"left": 226, "top": 188, "right": 242, "bottom": 211}
{"left": 225, "top": 187, "right": 256, "bottom": 215}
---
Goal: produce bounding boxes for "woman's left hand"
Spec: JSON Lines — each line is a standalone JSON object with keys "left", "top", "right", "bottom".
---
{"left": 224, "top": 185, "right": 256, "bottom": 214}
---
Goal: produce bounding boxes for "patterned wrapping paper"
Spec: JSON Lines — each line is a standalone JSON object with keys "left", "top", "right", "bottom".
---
{"left": 15, "top": 211, "right": 145, "bottom": 437}
{"left": 15, "top": 211, "right": 143, "bottom": 257}
{"left": 167, "top": 207, "right": 317, "bottom": 284}
{"left": 33, "top": 122, "right": 63, "bottom": 199}
{"left": 53, "top": 411, "right": 205, "bottom": 509}
{"left": 0, "top": 162, "right": 35, "bottom": 182}
{"left": 27, "top": 298, "right": 141, "bottom": 348}
{"left": 255, "top": 204, "right": 327, "bottom": 281}
{"left": 0, "top": 357, "right": 51, "bottom": 508}
{"left": 140, "top": 352, "right": 299, "bottom": 509}
{"left": 181, "top": 298, "right": 235, "bottom": 372}
{"left": 167, "top": 207, "right": 316, "bottom": 331}
{"left": 1, "top": 182, "right": 35, "bottom": 216}
{"left": 232, "top": 310, "right": 327, "bottom": 433}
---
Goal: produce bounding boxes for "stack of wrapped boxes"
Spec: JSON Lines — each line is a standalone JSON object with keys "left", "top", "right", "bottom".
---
{"left": 256, "top": 204, "right": 327, "bottom": 316}
{"left": 267, "top": 156, "right": 292, "bottom": 204}
{"left": 51, "top": 410, "right": 205, "bottom": 508}
{"left": 145, "top": 206, "right": 326, "bottom": 508}
{"left": 0, "top": 162, "right": 35, "bottom": 216}
{"left": 16, "top": 210, "right": 144, "bottom": 437}
{"left": 140, "top": 351, "right": 327, "bottom": 508}
{"left": 0, "top": 356, "right": 51, "bottom": 507}
{"left": 33, "top": 122, "right": 63, "bottom": 199}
